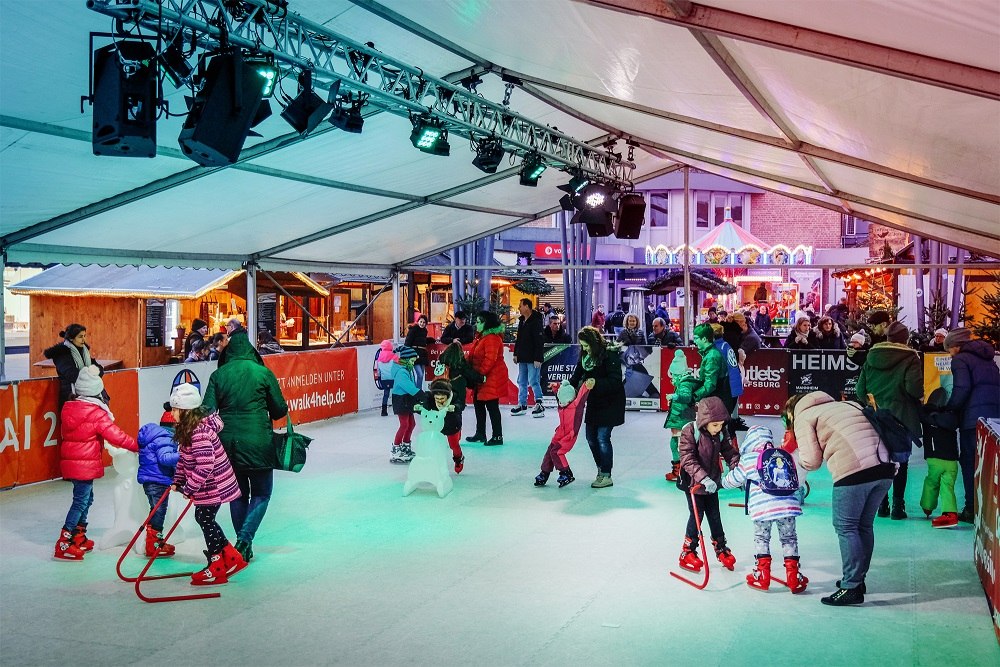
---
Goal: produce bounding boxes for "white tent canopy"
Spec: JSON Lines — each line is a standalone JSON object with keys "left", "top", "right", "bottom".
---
{"left": 1, "top": 0, "right": 998, "bottom": 270}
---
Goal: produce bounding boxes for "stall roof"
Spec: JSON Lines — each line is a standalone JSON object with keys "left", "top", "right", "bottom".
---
{"left": 645, "top": 268, "right": 737, "bottom": 295}
{"left": 1, "top": 0, "right": 998, "bottom": 269}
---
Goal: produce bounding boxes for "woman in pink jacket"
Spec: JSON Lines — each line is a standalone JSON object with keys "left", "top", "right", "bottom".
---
{"left": 785, "top": 390, "right": 895, "bottom": 607}
{"left": 55, "top": 366, "right": 138, "bottom": 561}
{"left": 169, "top": 383, "right": 246, "bottom": 586}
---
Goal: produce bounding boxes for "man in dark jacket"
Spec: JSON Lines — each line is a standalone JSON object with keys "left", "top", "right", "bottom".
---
{"left": 512, "top": 298, "right": 546, "bottom": 417}
{"left": 440, "top": 311, "right": 474, "bottom": 345}
{"left": 203, "top": 327, "right": 288, "bottom": 562}
{"left": 542, "top": 314, "right": 571, "bottom": 344}
{"left": 749, "top": 304, "right": 772, "bottom": 336}
{"left": 606, "top": 302, "right": 627, "bottom": 334}
{"left": 944, "top": 328, "right": 1000, "bottom": 523}
{"left": 865, "top": 310, "right": 892, "bottom": 345}
{"left": 647, "top": 318, "right": 682, "bottom": 347}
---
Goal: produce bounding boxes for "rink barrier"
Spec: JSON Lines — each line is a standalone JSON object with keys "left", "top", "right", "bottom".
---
{"left": 974, "top": 419, "right": 1000, "bottom": 643}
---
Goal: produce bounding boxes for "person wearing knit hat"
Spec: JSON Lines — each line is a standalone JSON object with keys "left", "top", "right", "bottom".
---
{"left": 865, "top": 310, "right": 892, "bottom": 345}
{"left": 663, "top": 349, "right": 701, "bottom": 483}
{"left": 169, "top": 383, "right": 203, "bottom": 410}
{"left": 184, "top": 318, "right": 210, "bottom": 357}
{"left": 857, "top": 320, "right": 923, "bottom": 519}
{"left": 920, "top": 327, "right": 950, "bottom": 352}
{"left": 389, "top": 346, "right": 422, "bottom": 463}
{"left": 43, "top": 323, "right": 106, "bottom": 407}
{"left": 849, "top": 332, "right": 867, "bottom": 348}
{"left": 943, "top": 327, "right": 1000, "bottom": 523}
{"left": 73, "top": 365, "right": 105, "bottom": 398}
{"left": 534, "top": 379, "right": 594, "bottom": 488}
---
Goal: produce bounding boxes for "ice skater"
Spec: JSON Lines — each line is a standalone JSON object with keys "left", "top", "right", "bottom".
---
{"left": 389, "top": 346, "right": 422, "bottom": 463}
{"left": 434, "top": 342, "right": 484, "bottom": 473}
{"left": 416, "top": 379, "right": 466, "bottom": 474}
{"left": 534, "top": 379, "right": 593, "bottom": 488}
{"left": 663, "top": 349, "right": 699, "bottom": 482}
{"left": 136, "top": 404, "right": 180, "bottom": 558}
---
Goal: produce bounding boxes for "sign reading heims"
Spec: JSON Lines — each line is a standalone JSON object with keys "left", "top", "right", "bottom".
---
{"left": 787, "top": 350, "right": 861, "bottom": 401}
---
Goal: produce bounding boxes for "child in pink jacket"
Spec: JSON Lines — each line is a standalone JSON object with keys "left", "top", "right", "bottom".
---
{"left": 168, "top": 383, "right": 245, "bottom": 586}
{"left": 55, "top": 366, "right": 138, "bottom": 561}
{"left": 534, "top": 379, "right": 593, "bottom": 488}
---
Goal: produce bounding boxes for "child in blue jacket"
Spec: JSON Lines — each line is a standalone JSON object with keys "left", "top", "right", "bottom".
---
{"left": 390, "top": 346, "right": 423, "bottom": 464}
{"left": 136, "top": 406, "right": 180, "bottom": 558}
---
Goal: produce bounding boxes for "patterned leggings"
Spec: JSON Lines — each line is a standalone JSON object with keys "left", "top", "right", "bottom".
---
{"left": 194, "top": 504, "right": 227, "bottom": 555}
{"left": 752, "top": 517, "right": 799, "bottom": 558}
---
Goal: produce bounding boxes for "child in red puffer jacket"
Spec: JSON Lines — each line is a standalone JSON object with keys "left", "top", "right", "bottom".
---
{"left": 55, "top": 366, "right": 138, "bottom": 561}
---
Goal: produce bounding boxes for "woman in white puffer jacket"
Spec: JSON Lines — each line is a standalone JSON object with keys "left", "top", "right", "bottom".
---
{"left": 785, "top": 391, "right": 895, "bottom": 607}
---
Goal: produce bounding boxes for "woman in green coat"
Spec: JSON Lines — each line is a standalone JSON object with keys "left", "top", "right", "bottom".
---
{"left": 203, "top": 324, "right": 288, "bottom": 562}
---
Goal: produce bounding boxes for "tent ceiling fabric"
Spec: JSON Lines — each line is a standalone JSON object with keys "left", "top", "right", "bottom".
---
{"left": 0, "top": 0, "right": 997, "bottom": 269}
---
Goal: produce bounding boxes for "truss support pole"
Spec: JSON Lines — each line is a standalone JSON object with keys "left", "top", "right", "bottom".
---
{"left": 245, "top": 263, "right": 257, "bottom": 345}
{"left": 683, "top": 167, "right": 693, "bottom": 342}
{"left": 392, "top": 272, "right": 401, "bottom": 341}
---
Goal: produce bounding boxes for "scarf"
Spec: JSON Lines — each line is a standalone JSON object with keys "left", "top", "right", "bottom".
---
{"left": 77, "top": 395, "right": 114, "bottom": 421}
{"left": 63, "top": 339, "right": 92, "bottom": 370}
{"left": 794, "top": 329, "right": 810, "bottom": 345}
{"left": 581, "top": 353, "right": 597, "bottom": 371}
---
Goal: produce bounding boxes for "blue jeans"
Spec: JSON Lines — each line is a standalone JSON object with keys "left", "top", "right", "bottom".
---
{"left": 959, "top": 428, "right": 976, "bottom": 511}
{"left": 64, "top": 480, "right": 94, "bottom": 531}
{"left": 230, "top": 469, "right": 274, "bottom": 544}
{"left": 832, "top": 477, "right": 893, "bottom": 589}
{"left": 585, "top": 423, "right": 614, "bottom": 475}
{"left": 516, "top": 362, "right": 543, "bottom": 407}
{"left": 142, "top": 482, "right": 171, "bottom": 531}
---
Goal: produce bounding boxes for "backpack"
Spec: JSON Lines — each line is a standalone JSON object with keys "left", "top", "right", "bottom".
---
{"left": 752, "top": 444, "right": 799, "bottom": 497}
{"left": 854, "top": 399, "right": 921, "bottom": 463}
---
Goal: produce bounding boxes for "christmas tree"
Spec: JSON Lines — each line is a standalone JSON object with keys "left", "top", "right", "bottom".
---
{"left": 970, "top": 272, "right": 1000, "bottom": 348}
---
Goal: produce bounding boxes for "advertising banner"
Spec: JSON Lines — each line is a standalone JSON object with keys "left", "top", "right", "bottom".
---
{"left": 541, "top": 344, "right": 579, "bottom": 407}
{"left": 923, "top": 352, "right": 953, "bottom": 401}
{"left": 658, "top": 347, "right": 703, "bottom": 411}
{"left": 620, "top": 345, "right": 662, "bottom": 410}
{"left": 973, "top": 419, "right": 1000, "bottom": 644}
{"left": 264, "top": 349, "right": 358, "bottom": 422}
{"left": 740, "top": 349, "right": 789, "bottom": 415}
{"left": 787, "top": 350, "right": 862, "bottom": 401}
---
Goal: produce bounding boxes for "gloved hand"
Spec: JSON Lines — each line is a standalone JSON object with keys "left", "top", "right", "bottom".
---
{"left": 699, "top": 477, "right": 718, "bottom": 494}
{"left": 666, "top": 393, "right": 677, "bottom": 402}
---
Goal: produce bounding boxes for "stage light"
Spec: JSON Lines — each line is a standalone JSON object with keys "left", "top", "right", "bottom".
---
{"left": 410, "top": 114, "right": 449, "bottom": 155}
{"left": 559, "top": 194, "right": 575, "bottom": 212}
{"left": 245, "top": 53, "right": 278, "bottom": 97}
{"left": 557, "top": 171, "right": 590, "bottom": 195}
{"left": 280, "top": 69, "right": 334, "bottom": 135}
{"left": 579, "top": 183, "right": 617, "bottom": 212}
{"left": 519, "top": 153, "right": 546, "bottom": 186}
{"left": 471, "top": 137, "right": 505, "bottom": 174}
{"left": 157, "top": 42, "right": 193, "bottom": 89}
{"left": 328, "top": 101, "right": 365, "bottom": 133}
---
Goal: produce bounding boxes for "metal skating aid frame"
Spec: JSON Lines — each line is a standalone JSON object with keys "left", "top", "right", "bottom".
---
{"left": 670, "top": 485, "right": 711, "bottom": 590}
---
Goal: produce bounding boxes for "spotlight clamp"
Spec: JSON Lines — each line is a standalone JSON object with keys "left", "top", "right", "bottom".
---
{"left": 87, "top": 0, "right": 634, "bottom": 186}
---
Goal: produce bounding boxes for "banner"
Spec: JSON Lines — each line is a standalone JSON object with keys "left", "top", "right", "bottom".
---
{"left": 264, "top": 348, "right": 358, "bottom": 423}
{"left": 659, "top": 347, "right": 703, "bottom": 411}
{"left": 620, "top": 345, "right": 662, "bottom": 408}
{"left": 787, "top": 350, "right": 862, "bottom": 401}
{"left": 541, "top": 344, "right": 580, "bottom": 406}
{"left": 923, "top": 352, "right": 953, "bottom": 401}
{"left": 740, "top": 348, "right": 789, "bottom": 416}
{"left": 973, "top": 419, "right": 1000, "bottom": 644}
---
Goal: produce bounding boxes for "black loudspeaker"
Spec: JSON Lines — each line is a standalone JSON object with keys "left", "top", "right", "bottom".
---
{"left": 178, "top": 52, "right": 268, "bottom": 166}
{"left": 91, "top": 41, "right": 158, "bottom": 157}
{"left": 614, "top": 193, "right": 646, "bottom": 239}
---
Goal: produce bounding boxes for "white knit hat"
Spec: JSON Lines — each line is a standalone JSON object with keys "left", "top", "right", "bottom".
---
{"left": 169, "top": 383, "right": 203, "bottom": 410}
{"left": 556, "top": 380, "right": 577, "bottom": 407}
{"left": 933, "top": 327, "right": 948, "bottom": 337}
{"left": 849, "top": 332, "right": 867, "bottom": 346}
{"left": 73, "top": 365, "right": 104, "bottom": 397}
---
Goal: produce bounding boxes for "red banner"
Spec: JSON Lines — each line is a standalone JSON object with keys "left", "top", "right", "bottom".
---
{"left": 658, "top": 347, "right": 703, "bottom": 411}
{"left": 740, "top": 349, "right": 789, "bottom": 416}
{"left": 974, "top": 419, "right": 1000, "bottom": 644}
{"left": 264, "top": 348, "right": 358, "bottom": 423}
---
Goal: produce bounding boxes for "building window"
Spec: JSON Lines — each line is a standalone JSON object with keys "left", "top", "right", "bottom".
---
{"left": 650, "top": 192, "right": 669, "bottom": 227}
{"left": 695, "top": 191, "right": 710, "bottom": 228}
{"left": 712, "top": 193, "right": 745, "bottom": 226}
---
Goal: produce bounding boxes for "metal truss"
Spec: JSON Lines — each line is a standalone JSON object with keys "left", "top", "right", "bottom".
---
{"left": 87, "top": 0, "right": 634, "bottom": 185}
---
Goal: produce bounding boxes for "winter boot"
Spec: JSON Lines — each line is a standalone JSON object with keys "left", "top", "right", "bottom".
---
{"left": 664, "top": 461, "right": 680, "bottom": 482}
{"left": 713, "top": 540, "right": 736, "bottom": 571}
{"left": 534, "top": 471, "right": 549, "bottom": 487}
{"left": 877, "top": 497, "right": 890, "bottom": 517}
{"left": 221, "top": 543, "right": 249, "bottom": 576}
{"left": 678, "top": 537, "right": 703, "bottom": 572}
{"left": 144, "top": 525, "right": 176, "bottom": 558}
{"left": 784, "top": 556, "right": 808, "bottom": 594}
{"left": 191, "top": 551, "right": 229, "bottom": 586}
{"left": 380, "top": 406, "right": 388, "bottom": 417}
{"left": 235, "top": 539, "right": 254, "bottom": 562}
{"left": 591, "top": 473, "right": 613, "bottom": 488}
{"left": 890, "top": 499, "right": 907, "bottom": 520}
{"left": 72, "top": 524, "right": 95, "bottom": 552}
{"left": 484, "top": 435, "right": 504, "bottom": 446}
{"left": 931, "top": 512, "right": 959, "bottom": 528}
{"left": 746, "top": 555, "right": 772, "bottom": 591}
{"left": 54, "top": 529, "right": 86, "bottom": 561}
{"left": 398, "top": 443, "right": 415, "bottom": 462}
{"left": 454, "top": 455, "right": 465, "bottom": 474}
{"left": 557, "top": 469, "right": 575, "bottom": 488}
{"left": 465, "top": 432, "right": 486, "bottom": 443}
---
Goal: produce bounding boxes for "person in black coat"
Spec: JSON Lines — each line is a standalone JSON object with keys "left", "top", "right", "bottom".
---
{"left": 440, "top": 311, "right": 475, "bottom": 345}
{"left": 184, "top": 318, "right": 209, "bottom": 357}
{"left": 404, "top": 315, "right": 435, "bottom": 387}
{"left": 43, "top": 323, "right": 107, "bottom": 407}
{"left": 810, "top": 317, "right": 846, "bottom": 350}
{"left": 749, "top": 304, "right": 772, "bottom": 336}
{"left": 512, "top": 299, "right": 546, "bottom": 416}
{"left": 647, "top": 318, "right": 682, "bottom": 347}
{"left": 542, "top": 314, "right": 571, "bottom": 344}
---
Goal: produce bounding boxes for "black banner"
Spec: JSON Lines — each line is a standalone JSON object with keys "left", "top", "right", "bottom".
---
{"left": 145, "top": 299, "right": 165, "bottom": 347}
{"left": 257, "top": 293, "right": 277, "bottom": 337}
{"left": 787, "top": 350, "right": 863, "bottom": 401}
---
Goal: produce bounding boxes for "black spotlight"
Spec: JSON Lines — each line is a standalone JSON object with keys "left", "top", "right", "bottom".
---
{"left": 559, "top": 194, "right": 575, "bottom": 211}
{"left": 91, "top": 40, "right": 159, "bottom": 157}
{"left": 328, "top": 90, "right": 365, "bottom": 133}
{"left": 178, "top": 51, "right": 274, "bottom": 166}
{"left": 519, "top": 153, "right": 546, "bottom": 186}
{"left": 410, "top": 114, "right": 450, "bottom": 156}
{"left": 557, "top": 171, "right": 590, "bottom": 195}
{"left": 280, "top": 69, "right": 334, "bottom": 135}
{"left": 615, "top": 192, "right": 646, "bottom": 239}
{"left": 472, "top": 137, "right": 505, "bottom": 174}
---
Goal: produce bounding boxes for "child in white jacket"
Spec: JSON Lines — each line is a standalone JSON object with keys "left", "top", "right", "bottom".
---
{"left": 722, "top": 425, "right": 808, "bottom": 593}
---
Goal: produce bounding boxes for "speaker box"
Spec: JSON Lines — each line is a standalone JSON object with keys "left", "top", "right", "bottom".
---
{"left": 91, "top": 41, "right": 158, "bottom": 157}
{"left": 178, "top": 52, "right": 267, "bottom": 166}
{"left": 614, "top": 193, "right": 646, "bottom": 239}
{"left": 573, "top": 208, "right": 614, "bottom": 237}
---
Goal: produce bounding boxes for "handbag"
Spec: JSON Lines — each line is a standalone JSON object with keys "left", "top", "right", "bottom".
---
{"left": 272, "top": 416, "right": 312, "bottom": 473}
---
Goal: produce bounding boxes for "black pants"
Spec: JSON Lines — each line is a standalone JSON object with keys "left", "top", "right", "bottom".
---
{"left": 473, "top": 398, "right": 502, "bottom": 438}
{"left": 684, "top": 491, "right": 726, "bottom": 550}
{"left": 194, "top": 504, "right": 227, "bottom": 555}
{"left": 891, "top": 460, "right": 908, "bottom": 503}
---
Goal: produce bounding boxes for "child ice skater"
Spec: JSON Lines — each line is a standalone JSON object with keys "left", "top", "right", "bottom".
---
{"left": 534, "top": 379, "right": 593, "bottom": 488}
{"left": 169, "top": 383, "right": 246, "bottom": 586}
{"left": 663, "top": 349, "right": 699, "bottom": 482}
{"left": 54, "top": 365, "right": 138, "bottom": 561}
{"left": 376, "top": 339, "right": 398, "bottom": 417}
{"left": 390, "top": 346, "right": 422, "bottom": 463}
{"left": 136, "top": 404, "right": 180, "bottom": 557}
{"left": 677, "top": 396, "right": 740, "bottom": 573}
{"left": 920, "top": 387, "right": 960, "bottom": 528}
{"left": 435, "top": 342, "right": 484, "bottom": 472}
{"left": 415, "top": 379, "right": 466, "bottom": 473}
{"left": 721, "top": 425, "right": 808, "bottom": 592}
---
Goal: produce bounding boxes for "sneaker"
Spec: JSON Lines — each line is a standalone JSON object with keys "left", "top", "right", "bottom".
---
{"left": 484, "top": 436, "right": 504, "bottom": 447}
{"left": 958, "top": 508, "right": 975, "bottom": 524}
{"left": 591, "top": 473, "right": 613, "bottom": 488}
{"left": 398, "top": 443, "right": 415, "bottom": 462}
{"left": 557, "top": 471, "right": 575, "bottom": 488}
{"left": 510, "top": 405, "right": 528, "bottom": 416}
{"left": 890, "top": 502, "right": 907, "bottom": 520}
{"left": 534, "top": 472, "right": 549, "bottom": 487}
{"left": 821, "top": 587, "right": 864, "bottom": 606}
{"left": 931, "top": 512, "right": 958, "bottom": 529}
{"left": 836, "top": 579, "right": 866, "bottom": 595}
{"left": 390, "top": 444, "right": 406, "bottom": 464}
{"left": 531, "top": 404, "right": 545, "bottom": 418}
{"left": 877, "top": 498, "right": 890, "bottom": 518}
{"left": 454, "top": 456, "right": 465, "bottom": 474}
{"left": 465, "top": 433, "right": 486, "bottom": 443}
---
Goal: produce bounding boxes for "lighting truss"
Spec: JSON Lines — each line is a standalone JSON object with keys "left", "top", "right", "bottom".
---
{"left": 87, "top": 0, "right": 634, "bottom": 187}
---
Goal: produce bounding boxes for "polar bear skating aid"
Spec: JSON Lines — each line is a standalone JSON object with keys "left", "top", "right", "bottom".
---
{"left": 403, "top": 407, "right": 454, "bottom": 498}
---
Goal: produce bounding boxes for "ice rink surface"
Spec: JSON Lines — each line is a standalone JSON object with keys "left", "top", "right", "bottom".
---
{"left": 2, "top": 409, "right": 998, "bottom": 666}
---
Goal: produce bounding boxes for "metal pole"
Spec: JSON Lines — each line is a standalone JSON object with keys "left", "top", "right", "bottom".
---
{"left": 245, "top": 263, "right": 257, "bottom": 345}
{"left": 951, "top": 249, "right": 966, "bottom": 327}
{"left": 392, "top": 271, "right": 401, "bottom": 341}
{"left": 560, "top": 211, "right": 571, "bottom": 327}
{"left": 683, "top": 166, "right": 693, "bottom": 342}
{"left": 913, "top": 236, "right": 925, "bottom": 331}
{"left": 0, "top": 250, "right": 6, "bottom": 382}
